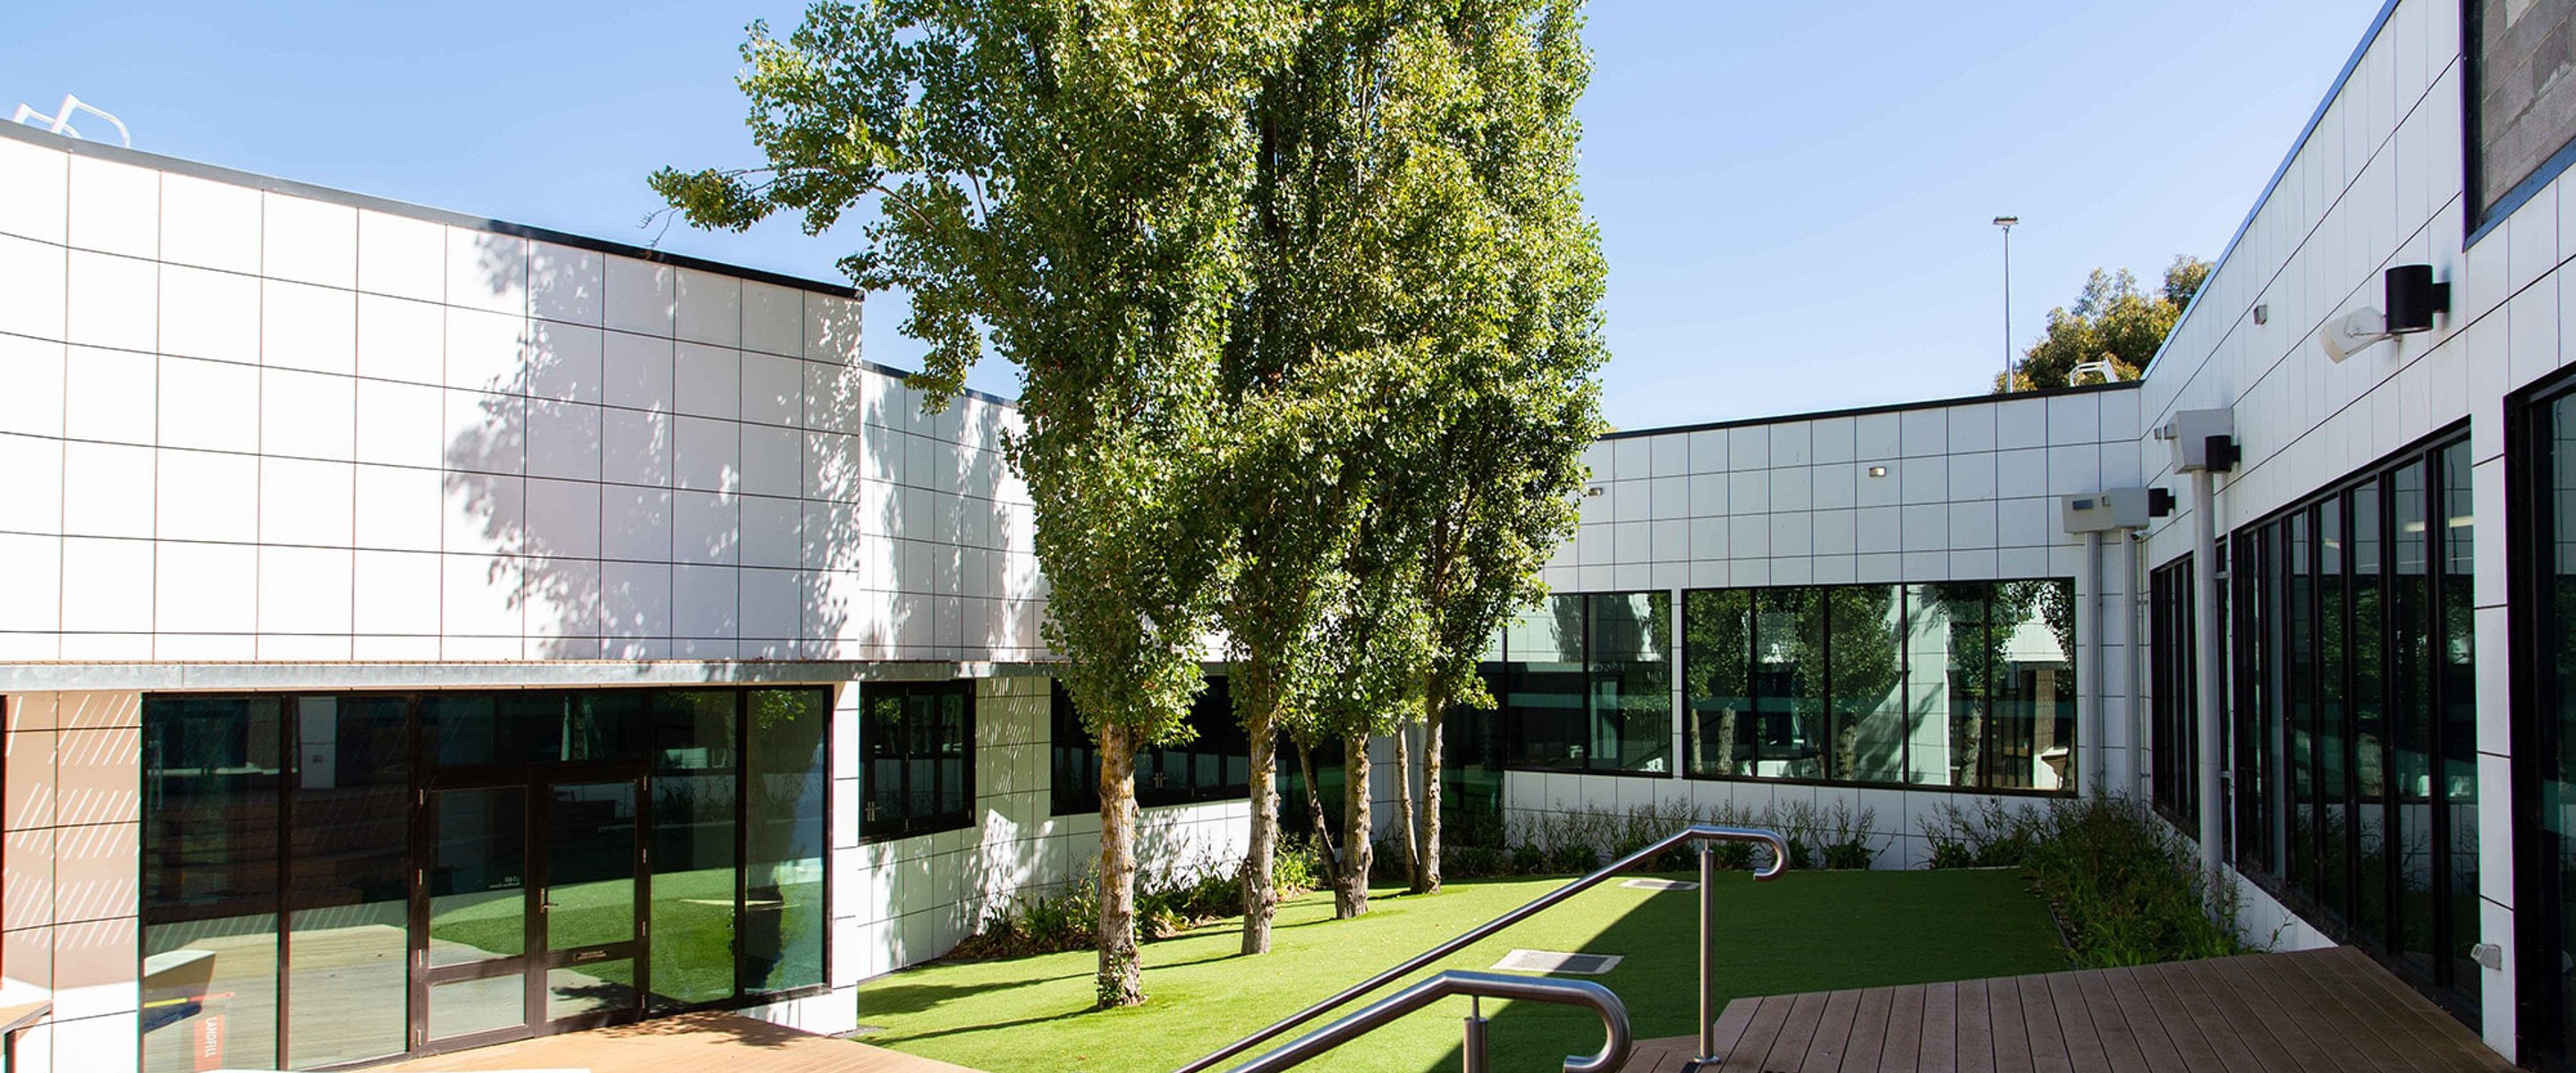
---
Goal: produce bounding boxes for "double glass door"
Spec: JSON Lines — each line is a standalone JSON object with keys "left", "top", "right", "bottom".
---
{"left": 419, "top": 771, "right": 644, "bottom": 1049}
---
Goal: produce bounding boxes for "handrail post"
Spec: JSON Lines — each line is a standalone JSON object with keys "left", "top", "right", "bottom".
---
{"left": 1697, "top": 840, "right": 1717, "bottom": 1065}
{"left": 1462, "top": 995, "right": 1489, "bottom": 1073}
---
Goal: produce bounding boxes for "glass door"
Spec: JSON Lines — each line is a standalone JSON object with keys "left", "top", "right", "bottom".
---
{"left": 536, "top": 778, "right": 644, "bottom": 1027}
{"left": 420, "top": 787, "right": 531, "bottom": 1047}
{"left": 417, "top": 775, "right": 644, "bottom": 1048}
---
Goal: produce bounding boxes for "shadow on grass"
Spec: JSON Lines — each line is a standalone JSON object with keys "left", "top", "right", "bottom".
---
{"left": 865, "top": 971, "right": 1088, "bottom": 1018}
{"left": 875, "top": 1005, "right": 1096, "bottom": 1045}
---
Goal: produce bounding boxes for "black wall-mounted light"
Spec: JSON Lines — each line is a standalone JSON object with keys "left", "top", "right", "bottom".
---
{"left": 2384, "top": 264, "right": 2449, "bottom": 334}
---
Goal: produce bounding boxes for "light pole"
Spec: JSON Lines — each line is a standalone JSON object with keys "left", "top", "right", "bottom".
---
{"left": 1994, "top": 215, "right": 2018, "bottom": 392}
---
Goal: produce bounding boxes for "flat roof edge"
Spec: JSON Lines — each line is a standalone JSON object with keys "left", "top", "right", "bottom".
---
{"left": 0, "top": 120, "right": 862, "bottom": 299}
{"left": 1597, "top": 378, "right": 2140, "bottom": 441}
{"left": 2136, "top": 0, "right": 2405, "bottom": 379}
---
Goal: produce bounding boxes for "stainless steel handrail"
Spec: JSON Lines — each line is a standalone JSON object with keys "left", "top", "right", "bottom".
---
{"left": 1174, "top": 824, "right": 1791, "bottom": 1073}
{"left": 1223, "top": 970, "right": 1631, "bottom": 1073}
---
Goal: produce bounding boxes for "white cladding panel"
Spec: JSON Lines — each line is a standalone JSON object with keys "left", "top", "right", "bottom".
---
{"left": 0, "top": 132, "right": 1042, "bottom": 665}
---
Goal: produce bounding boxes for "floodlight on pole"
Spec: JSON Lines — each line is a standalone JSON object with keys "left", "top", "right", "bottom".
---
{"left": 1994, "top": 215, "right": 2019, "bottom": 393}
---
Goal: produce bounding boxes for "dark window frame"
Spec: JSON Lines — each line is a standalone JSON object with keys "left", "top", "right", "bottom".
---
{"left": 2223, "top": 423, "right": 2477, "bottom": 1025}
{"left": 859, "top": 680, "right": 975, "bottom": 841}
{"left": 1677, "top": 579, "right": 2080, "bottom": 796}
{"left": 2512, "top": 365, "right": 2576, "bottom": 1068}
{"left": 2150, "top": 555, "right": 2201, "bottom": 826}
{"left": 138, "top": 685, "right": 837, "bottom": 1070}
{"left": 1493, "top": 591, "right": 1676, "bottom": 778}
{"left": 1048, "top": 676, "right": 1252, "bottom": 817}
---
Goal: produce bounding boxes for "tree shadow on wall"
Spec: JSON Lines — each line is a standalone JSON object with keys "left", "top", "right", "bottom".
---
{"left": 438, "top": 232, "right": 1046, "bottom": 663}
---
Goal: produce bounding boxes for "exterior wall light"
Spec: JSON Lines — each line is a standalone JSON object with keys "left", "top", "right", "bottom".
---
{"left": 1867, "top": 465, "right": 1887, "bottom": 478}
{"left": 2318, "top": 265, "right": 2448, "bottom": 362}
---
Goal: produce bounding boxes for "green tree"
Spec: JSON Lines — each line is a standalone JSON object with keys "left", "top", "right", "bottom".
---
{"left": 1216, "top": 0, "right": 1431, "bottom": 952}
{"left": 650, "top": 0, "right": 1298, "bottom": 1009}
{"left": 2006, "top": 255, "right": 2210, "bottom": 390}
{"left": 1220, "top": 0, "right": 1606, "bottom": 928}
{"left": 1369, "top": 0, "right": 1606, "bottom": 897}
{"left": 1309, "top": 525, "right": 1436, "bottom": 918}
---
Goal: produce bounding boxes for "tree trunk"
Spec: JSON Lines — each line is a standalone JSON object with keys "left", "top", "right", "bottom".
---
{"left": 1414, "top": 690, "right": 1444, "bottom": 895}
{"left": 1241, "top": 710, "right": 1278, "bottom": 955}
{"left": 1394, "top": 725, "right": 1420, "bottom": 892}
{"left": 1095, "top": 722, "right": 1145, "bottom": 1008}
{"left": 1337, "top": 734, "right": 1372, "bottom": 918}
{"left": 1296, "top": 739, "right": 1337, "bottom": 864}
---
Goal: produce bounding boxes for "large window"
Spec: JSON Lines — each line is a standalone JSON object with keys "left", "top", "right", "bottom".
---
{"left": 2148, "top": 553, "right": 2225, "bottom": 826}
{"left": 2226, "top": 430, "right": 2476, "bottom": 1020}
{"left": 140, "top": 687, "right": 834, "bottom": 1071}
{"left": 1496, "top": 592, "right": 1674, "bottom": 774}
{"left": 1682, "top": 580, "right": 2076, "bottom": 791}
{"left": 1051, "top": 676, "right": 1251, "bottom": 815}
{"left": 2518, "top": 376, "right": 2576, "bottom": 1069}
{"left": 860, "top": 680, "right": 973, "bottom": 840}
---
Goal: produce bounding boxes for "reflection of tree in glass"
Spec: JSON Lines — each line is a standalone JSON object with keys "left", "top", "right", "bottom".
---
{"left": 1920, "top": 581, "right": 2040, "bottom": 786}
{"left": 1681, "top": 590, "right": 1750, "bottom": 776}
{"left": 1791, "top": 587, "right": 1901, "bottom": 782}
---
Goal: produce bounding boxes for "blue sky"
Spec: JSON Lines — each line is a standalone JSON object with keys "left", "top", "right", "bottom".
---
{"left": 4, "top": 0, "right": 2376, "bottom": 429}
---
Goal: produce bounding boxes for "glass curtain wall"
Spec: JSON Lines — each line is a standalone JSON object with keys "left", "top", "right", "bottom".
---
{"left": 2227, "top": 429, "right": 2475, "bottom": 1021}
{"left": 2149, "top": 558, "right": 2199, "bottom": 823}
{"left": 140, "top": 686, "right": 835, "bottom": 1070}
{"left": 1682, "top": 579, "right": 2075, "bottom": 791}
{"left": 1497, "top": 592, "right": 1674, "bottom": 774}
{"left": 141, "top": 697, "right": 285, "bottom": 1073}
{"left": 745, "top": 689, "right": 827, "bottom": 994}
{"left": 1052, "top": 677, "right": 1251, "bottom": 815}
{"left": 2521, "top": 376, "right": 2576, "bottom": 1069}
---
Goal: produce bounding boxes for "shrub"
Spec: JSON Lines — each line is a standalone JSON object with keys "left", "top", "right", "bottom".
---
{"left": 953, "top": 841, "right": 1328, "bottom": 959}
{"left": 1920, "top": 793, "right": 2245, "bottom": 967}
{"left": 1495, "top": 798, "right": 1877, "bottom": 874}
{"left": 1917, "top": 797, "right": 2045, "bottom": 868}
{"left": 1511, "top": 842, "right": 1548, "bottom": 874}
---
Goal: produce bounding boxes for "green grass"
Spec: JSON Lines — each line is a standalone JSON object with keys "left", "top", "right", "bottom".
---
{"left": 854, "top": 869, "right": 2065, "bottom": 1073}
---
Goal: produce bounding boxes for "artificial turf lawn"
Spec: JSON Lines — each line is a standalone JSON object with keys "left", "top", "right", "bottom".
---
{"left": 852, "top": 868, "right": 2064, "bottom": 1073}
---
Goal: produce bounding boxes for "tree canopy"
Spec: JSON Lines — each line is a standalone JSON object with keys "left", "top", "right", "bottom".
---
{"left": 657, "top": 0, "right": 1605, "bottom": 1002}
{"left": 2005, "top": 255, "right": 2209, "bottom": 390}
{"left": 653, "top": 0, "right": 1301, "bottom": 1008}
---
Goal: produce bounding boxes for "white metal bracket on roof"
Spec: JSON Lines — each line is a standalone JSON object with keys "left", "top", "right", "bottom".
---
{"left": 11, "top": 94, "right": 131, "bottom": 147}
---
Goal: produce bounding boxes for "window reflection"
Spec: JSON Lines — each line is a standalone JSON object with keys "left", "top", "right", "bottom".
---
{"left": 1497, "top": 593, "right": 1673, "bottom": 774}
{"left": 1680, "top": 580, "right": 2074, "bottom": 790}
{"left": 2217, "top": 430, "right": 2475, "bottom": 1017}
{"left": 142, "top": 685, "right": 837, "bottom": 1068}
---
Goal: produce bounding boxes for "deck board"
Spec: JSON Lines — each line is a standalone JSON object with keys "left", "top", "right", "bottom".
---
{"left": 1877, "top": 983, "right": 1926, "bottom": 1073}
{"left": 1842, "top": 986, "right": 1893, "bottom": 1072}
{"left": 1622, "top": 948, "right": 2512, "bottom": 1073}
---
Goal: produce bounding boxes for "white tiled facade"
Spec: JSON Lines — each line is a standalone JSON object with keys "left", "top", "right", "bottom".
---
{"left": 1504, "top": 0, "right": 2572, "bottom": 1062}
{"left": 1507, "top": 387, "right": 2142, "bottom": 873}
{"left": 5, "top": 0, "right": 2573, "bottom": 1068}
{"left": 0, "top": 134, "right": 1045, "bottom": 664}
{"left": 0, "top": 124, "right": 1255, "bottom": 1071}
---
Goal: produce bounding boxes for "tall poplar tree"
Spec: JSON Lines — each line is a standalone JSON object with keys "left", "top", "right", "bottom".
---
{"left": 650, "top": 0, "right": 1298, "bottom": 1008}
{"left": 1382, "top": 0, "right": 1607, "bottom": 894}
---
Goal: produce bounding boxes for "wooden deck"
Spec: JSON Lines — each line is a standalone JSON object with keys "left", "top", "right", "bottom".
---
{"left": 1621, "top": 947, "right": 2512, "bottom": 1073}
{"left": 377, "top": 1012, "right": 985, "bottom": 1073}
